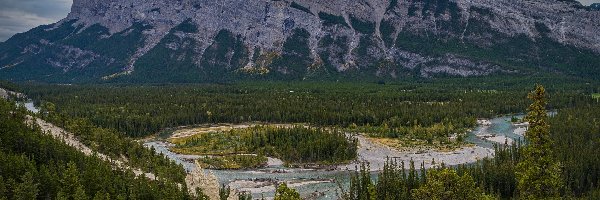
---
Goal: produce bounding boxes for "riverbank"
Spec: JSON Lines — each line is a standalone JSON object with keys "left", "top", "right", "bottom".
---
{"left": 339, "top": 135, "right": 493, "bottom": 171}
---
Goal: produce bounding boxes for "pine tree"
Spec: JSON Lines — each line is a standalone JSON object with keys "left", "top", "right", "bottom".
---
{"left": 61, "top": 162, "right": 88, "bottom": 200}
{"left": 93, "top": 190, "right": 110, "bottom": 200}
{"left": 516, "top": 84, "right": 563, "bottom": 199}
{"left": 219, "top": 184, "right": 230, "bottom": 200}
{"left": 0, "top": 176, "right": 7, "bottom": 200}
{"left": 12, "top": 172, "right": 39, "bottom": 200}
{"left": 411, "top": 168, "right": 491, "bottom": 200}
{"left": 274, "top": 183, "right": 301, "bottom": 200}
{"left": 74, "top": 186, "right": 88, "bottom": 200}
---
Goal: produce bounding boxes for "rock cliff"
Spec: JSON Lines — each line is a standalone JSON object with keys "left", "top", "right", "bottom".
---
{"left": 1, "top": 0, "right": 599, "bottom": 82}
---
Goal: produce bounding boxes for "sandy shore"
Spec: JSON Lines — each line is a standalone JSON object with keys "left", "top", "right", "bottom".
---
{"left": 339, "top": 135, "right": 494, "bottom": 171}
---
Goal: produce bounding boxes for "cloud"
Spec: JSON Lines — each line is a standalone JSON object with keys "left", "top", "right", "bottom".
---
{"left": 579, "top": 0, "right": 600, "bottom": 6}
{"left": 0, "top": 0, "right": 72, "bottom": 42}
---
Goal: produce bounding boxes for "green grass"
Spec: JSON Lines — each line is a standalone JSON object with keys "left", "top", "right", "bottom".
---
{"left": 593, "top": 93, "right": 600, "bottom": 99}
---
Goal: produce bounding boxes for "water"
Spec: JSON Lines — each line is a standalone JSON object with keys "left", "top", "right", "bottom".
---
{"left": 466, "top": 115, "right": 526, "bottom": 149}
{"left": 144, "top": 115, "right": 527, "bottom": 199}
{"left": 15, "top": 101, "right": 40, "bottom": 113}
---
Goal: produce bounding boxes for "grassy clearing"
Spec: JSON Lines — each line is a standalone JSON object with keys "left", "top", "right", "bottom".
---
{"left": 369, "top": 137, "right": 469, "bottom": 152}
{"left": 593, "top": 93, "right": 600, "bottom": 100}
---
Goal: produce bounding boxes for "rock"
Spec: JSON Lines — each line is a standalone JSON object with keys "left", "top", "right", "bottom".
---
{"left": 1, "top": 0, "right": 599, "bottom": 82}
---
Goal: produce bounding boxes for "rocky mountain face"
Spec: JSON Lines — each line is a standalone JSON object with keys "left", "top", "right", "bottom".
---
{"left": 1, "top": 0, "right": 599, "bottom": 83}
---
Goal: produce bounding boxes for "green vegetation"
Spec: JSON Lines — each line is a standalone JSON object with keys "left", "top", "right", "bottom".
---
{"left": 395, "top": 29, "right": 600, "bottom": 81}
{"left": 344, "top": 160, "right": 490, "bottom": 200}
{"left": 318, "top": 12, "right": 349, "bottom": 28}
{"left": 458, "top": 86, "right": 600, "bottom": 198}
{"left": 516, "top": 85, "right": 563, "bottom": 199}
{"left": 350, "top": 15, "right": 375, "bottom": 35}
{"left": 268, "top": 28, "right": 312, "bottom": 79}
{"left": 593, "top": 93, "right": 600, "bottom": 100}
{"left": 40, "top": 101, "right": 187, "bottom": 184}
{"left": 290, "top": 2, "right": 313, "bottom": 15}
{"left": 171, "top": 126, "right": 357, "bottom": 166}
{"left": 0, "top": 98, "right": 196, "bottom": 199}
{"left": 274, "top": 183, "right": 301, "bottom": 200}
{"left": 412, "top": 168, "right": 491, "bottom": 200}
{"left": 22, "top": 79, "right": 592, "bottom": 138}
{"left": 345, "top": 84, "right": 600, "bottom": 199}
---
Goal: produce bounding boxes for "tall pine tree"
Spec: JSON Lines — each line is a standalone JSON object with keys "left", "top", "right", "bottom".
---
{"left": 516, "top": 85, "right": 563, "bottom": 199}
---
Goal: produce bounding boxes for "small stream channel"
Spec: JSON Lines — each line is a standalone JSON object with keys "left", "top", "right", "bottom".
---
{"left": 18, "top": 99, "right": 533, "bottom": 199}
{"left": 144, "top": 114, "right": 531, "bottom": 199}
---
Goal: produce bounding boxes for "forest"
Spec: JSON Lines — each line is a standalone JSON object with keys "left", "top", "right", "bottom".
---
{"left": 344, "top": 85, "right": 600, "bottom": 199}
{"left": 2, "top": 78, "right": 599, "bottom": 199}
{"left": 0, "top": 98, "right": 195, "bottom": 200}
{"left": 170, "top": 126, "right": 357, "bottom": 168}
{"left": 22, "top": 77, "right": 594, "bottom": 141}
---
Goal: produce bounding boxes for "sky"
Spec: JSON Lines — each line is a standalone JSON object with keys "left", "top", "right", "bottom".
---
{"left": 0, "top": 0, "right": 598, "bottom": 42}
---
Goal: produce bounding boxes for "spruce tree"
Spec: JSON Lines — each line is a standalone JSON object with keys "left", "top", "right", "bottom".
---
{"left": 516, "top": 85, "right": 563, "bottom": 199}
{"left": 12, "top": 172, "right": 39, "bottom": 200}
{"left": 274, "top": 183, "right": 301, "bottom": 200}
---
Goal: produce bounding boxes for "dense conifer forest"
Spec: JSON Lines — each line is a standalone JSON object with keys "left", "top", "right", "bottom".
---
{"left": 2, "top": 77, "right": 599, "bottom": 199}
{"left": 22, "top": 78, "right": 594, "bottom": 139}
{"left": 0, "top": 99, "right": 195, "bottom": 199}
{"left": 170, "top": 126, "right": 357, "bottom": 167}
{"left": 344, "top": 85, "right": 600, "bottom": 199}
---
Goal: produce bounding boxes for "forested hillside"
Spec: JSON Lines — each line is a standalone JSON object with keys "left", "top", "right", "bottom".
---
{"left": 344, "top": 85, "right": 600, "bottom": 199}
{"left": 0, "top": 99, "right": 194, "bottom": 199}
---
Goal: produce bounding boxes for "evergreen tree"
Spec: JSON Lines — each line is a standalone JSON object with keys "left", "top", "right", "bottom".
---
{"left": 274, "top": 183, "right": 301, "bottom": 200}
{"left": 12, "top": 172, "right": 39, "bottom": 200}
{"left": 92, "top": 190, "right": 110, "bottom": 200}
{"left": 74, "top": 186, "right": 88, "bottom": 200}
{"left": 516, "top": 85, "right": 563, "bottom": 199}
{"left": 238, "top": 192, "right": 252, "bottom": 200}
{"left": 219, "top": 184, "right": 230, "bottom": 200}
{"left": 194, "top": 187, "right": 210, "bottom": 200}
{"left": 60, "top": 162, "right": 87, "bottom": 200}
{"left": 411, "top": 168, "right": 490, "bottom": 200}
{"left": 0, "top": 176, "right": 7, "bottom": 200}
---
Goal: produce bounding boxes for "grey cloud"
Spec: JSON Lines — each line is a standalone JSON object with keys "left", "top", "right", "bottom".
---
{"left": 0, "top": 0, "right": 71, "bottom": 41}
{"left": 579, "top": 0, "right": 600, "bottom": 6}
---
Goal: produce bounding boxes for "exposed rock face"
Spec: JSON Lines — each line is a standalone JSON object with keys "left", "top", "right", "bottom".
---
{"left": 1, "top": 0, "right": 599, "bottom": 83}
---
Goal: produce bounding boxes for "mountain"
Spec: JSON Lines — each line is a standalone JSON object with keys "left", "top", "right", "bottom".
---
{"left": 1, "top": 0, "right": 599, "bottom": 83}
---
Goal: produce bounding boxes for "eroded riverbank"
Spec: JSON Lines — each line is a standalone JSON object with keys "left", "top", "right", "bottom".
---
{"left": 143, "top": 115, "right": 529, "bottom": 199}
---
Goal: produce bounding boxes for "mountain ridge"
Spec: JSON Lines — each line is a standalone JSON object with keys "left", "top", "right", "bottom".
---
{"left": 1, "top": 0, "right": 599, "bottom": 83}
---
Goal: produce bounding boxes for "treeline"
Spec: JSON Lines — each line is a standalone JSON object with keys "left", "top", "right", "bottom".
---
{"left": 173, "top": 126, "right": 357, "bottom": 165}
{"left": 0, "top": 99, "right": 194, "bottom": 200}
{"left": 348, "top": 85, "right": 600, "bottom": 199}
{"left": 243, "top": 126, "right": 357, "bottom": 165}
{"left": 459, "top": 99, "right": 600, "bottom": 198}
{"left": 343, "top": 161, "right": 492, "bottom": 200}
{"left": 22, "top": 80, "right": 592, "bottom": 138}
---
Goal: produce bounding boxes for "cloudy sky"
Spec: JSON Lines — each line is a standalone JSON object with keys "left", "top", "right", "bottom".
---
{"left": 0, "top": 0, "right": 598, "bottom": 42}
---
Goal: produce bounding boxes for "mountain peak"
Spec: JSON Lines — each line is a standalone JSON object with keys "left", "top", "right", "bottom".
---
{"left": 1, "top": 0, "right": 599, "bottom": 83}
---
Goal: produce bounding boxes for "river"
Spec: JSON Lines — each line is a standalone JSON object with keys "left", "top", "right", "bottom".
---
{"left": 143, "top": 115, "right": 530, "bottom": 199}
